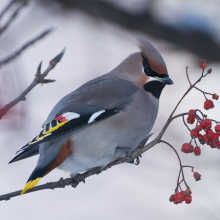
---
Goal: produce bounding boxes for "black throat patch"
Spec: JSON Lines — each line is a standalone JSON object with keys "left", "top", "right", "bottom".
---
{"left": 144, "top": 81, "right": 165, "bottom": 99}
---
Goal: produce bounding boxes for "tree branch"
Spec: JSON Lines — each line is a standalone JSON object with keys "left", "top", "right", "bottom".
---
{"left": 0, "top": 0, "right": 27, "bottom": 36}
{"left": 0, "top": 67, "right": 209, "bottom": 201}
{"left": 0, "top": 27, "right": 54, "bottom": 67}
{"left": 0, "top": 134, "right": 151, "bottom": 201}
{"left": 0, "top": 47, "right": 65, "bottom": 119}
{"left": 0, "top": 0, "right": 17, "bottom": 20}
{"left": 40, "top": 0, "right": 220, "bottom": 62}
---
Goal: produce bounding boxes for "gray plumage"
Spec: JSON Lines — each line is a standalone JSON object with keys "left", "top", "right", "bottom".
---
{"left": 11, "top": 37, "right": 173, "bottom": 193}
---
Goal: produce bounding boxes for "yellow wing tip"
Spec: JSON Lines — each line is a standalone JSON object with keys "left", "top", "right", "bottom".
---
{"left": 20, "top": 178, "right": 41, "bottom": 195}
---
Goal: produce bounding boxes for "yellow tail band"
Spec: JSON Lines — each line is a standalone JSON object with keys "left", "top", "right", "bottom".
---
{"left": 20, "top": 178, "right": 41, "bottom": 195}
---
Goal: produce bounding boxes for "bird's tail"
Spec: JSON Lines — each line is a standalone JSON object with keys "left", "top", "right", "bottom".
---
{"left": 20, "top": 164, "right": 50, "bottom": 195}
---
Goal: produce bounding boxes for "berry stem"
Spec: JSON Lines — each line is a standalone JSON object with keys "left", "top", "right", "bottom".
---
{"left": 171, "top": 113, "right": 188, "bottom": 120}
{"left": 210, "top": 119, "right": 219, "bottom": 124}
{"left": 169, "top": 75, "right": 202, "bottom": 119}
{"left": 195, "top": 109, "right": 205, "bottom": 119}
{"left": 160, "top": 140, "right": 189, "bottom": 190}
{"left": 169, "top": 68, "right": 211, "bottom": 120}
{"left": 182, "top": 116, "right": 190, "bottom": 131}
{"left": 186, "top": 66, "right": 192, "bottom": 86}
{"left": 182, "top": 165, "right": 194, "bottom": 172}
{"left": 193, "top": 85, "right": 212, "bottom": 99}
{"left": 194, "top": 139, "right": 198, "bottom": 146}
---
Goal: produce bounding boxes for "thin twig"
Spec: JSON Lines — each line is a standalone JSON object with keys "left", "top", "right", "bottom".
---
{"left": 0, "top": 47, "right": 65, "bottom": 119}
{"left": 160, "top": 140, "right": 189, "bottom": 190}
{"left": 193, "top": 86, "right": 212, "bottom": 100}
{"left": 0, "top": 27, "right": 54, "bottom": 67}
{"left": 182, "top": 115, "right": 190, "bottom": 132}
{"left": 182, "top": 165, "right": 194, "bottom": 171}
{"left": 0, "top": 0, "right": 17, "bottom": 20}
{"left": 171, "top": 113, "right": 188, "bottom": 120}
{"left": 186, "top": 66, "right": 191, "bottom": 86}
{"left": 0, "top": 0, "right": 27, "bottom": 36}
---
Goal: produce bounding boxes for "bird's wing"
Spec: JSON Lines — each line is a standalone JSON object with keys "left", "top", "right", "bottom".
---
{"left": 9, "top": 78, "right": 139, "bottom": 163}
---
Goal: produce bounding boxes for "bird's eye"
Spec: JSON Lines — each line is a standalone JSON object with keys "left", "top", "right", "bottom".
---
{"left": 144, "top": 68, "right": 152, "bottom": 74}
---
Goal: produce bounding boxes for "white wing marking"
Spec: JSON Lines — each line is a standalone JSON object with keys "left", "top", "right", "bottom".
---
{"left": 88, "top": 110, "right": 105, "bottom": 124}
{"left": 62, "top": 112, "right": 80, "bottom": 120}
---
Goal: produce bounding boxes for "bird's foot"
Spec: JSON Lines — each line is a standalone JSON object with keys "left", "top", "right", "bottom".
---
{"left": 126, "top": 155, "right": 141, "bottom": 165}
{"left": 70, "top": 175, "right": 80, "bottom": 188}
{"left": 115, "top": 147, "right": 141, "bottom": 165}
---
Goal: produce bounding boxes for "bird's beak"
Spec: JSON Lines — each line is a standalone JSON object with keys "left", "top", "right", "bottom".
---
{"left": 161, "top": 76, "right": 173, "bottom": 85}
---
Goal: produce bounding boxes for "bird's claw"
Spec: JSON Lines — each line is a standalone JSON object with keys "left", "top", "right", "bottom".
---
{"left": 71, "top": 177, "right": 79, "bottom": 188}
{"left": 134, "top": 156, "right": 140, "bottom": 165}
{"left": 126, "top": 155, "right": 141, "bottom": 165}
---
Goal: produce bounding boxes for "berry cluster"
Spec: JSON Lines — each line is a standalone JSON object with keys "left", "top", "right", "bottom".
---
{"left": 168, "top": 59, "right": 218, "bottom": 205}
{"left": 186, "top": 112, "right": 220, "bottom": 150}
{"left": 170, "top": 189, "right": 192, "bottom": 205}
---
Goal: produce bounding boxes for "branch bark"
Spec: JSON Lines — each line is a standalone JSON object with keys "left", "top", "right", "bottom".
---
{"left": 0, "top": 27, "right": 54, "bottom": 67}
{"left": 40, "top": 0, "right": 220, "bottom": 62}
{"left": 0, "top": 0, "right": 17, "bottom": 20}
{"left": 0, "top": 47, "right": 65, "bottom": 119}
{"left": 0, "top": 0, "right": 27, "bottom": 36}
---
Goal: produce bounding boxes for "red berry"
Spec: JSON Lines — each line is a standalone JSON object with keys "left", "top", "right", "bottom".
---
{"left": 193, "top": 172, "right": 201, "bottom": 181}
{"left": 174, "top": 192, "right": 184, "bottom": 204}
{"left": 169, "top": 194, "right": 175, "bottom": 202}
{"left": 217, "top": 141, "right": 220, "bottom": 149}
{"left": 210, "top": 142, "right": 217, "bottom": 148}
{"left": 189, "top": 144, "right": 194, "bottom": 153}
{"left": 199, "top": 59, "right": 207, "bottom": 69}
{"left": 204, "top": 100, "right": 214, "bottom": 110}
{"left": 185, "top": 195, "right": 192, "bottom": 204}
{"left": 190, "top": 129, "right": 199, "bottom": 138}
{"left": 194, "top": 146, "right": 201, "bottom": 156}
{"left": 184, "top": 189, "right": 192, "bottom": 197}
{"left": 203, "top": 134, "right": 209, "bottom": 143}
{"left": 215, "top": 125, "right": 220, "bottom": 134}
{"left": 195, "top": 125, "right": 202, "bottom": 131}
{"left": 198, "top": 134, "right": 205, "bottom": 145}
{"left": 187, "top": 116, "right": 195, "bottom": 124}
{"left": 188, "top": 109, "right": 196, "bottom": 117}
{"left": 207, "top": 68, "right": 212, "bottom": 74}
{"left": 212, "top": 133, "right": 219, "bottom": 142}
{"left": 200, "top": 119, "right": 212, "bottom": 129}
{"left": 205, "top": 119, "right": 212, "bottom": 128}
{"left": 206, "top": 129, "right": 213, "bottom": 138}
{"left": 200, "top": 120, "right": 206, "bottom": 129}
{"left": 181, "top": 143, "right": 191, "bottom": 153}
{"left": 212, "top": 93, "right": 219, "bottom": 100}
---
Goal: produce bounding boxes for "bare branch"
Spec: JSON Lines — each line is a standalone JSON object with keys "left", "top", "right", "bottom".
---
{"left": 0, "top": 134, "right": 151, "bottom": 201}
{"left": 40, "top": 0, "right": 220, "bottom": 62}
{"left": 0, "top": 0, "right": 27, "bottom": 36}
{"left": 186, "top": 67, "right": 191, "bottom": 86}
{"left": 0, "top": 47, "right": 65, "bottom": 119}
{"left": 0, "top": 67, "right": 209, "bottom": 201}
{"left": 0, "top": 27, "right": 54, "bottom": 67}
{"left": 0, "top": 0, "right": 17, "bottom": 20}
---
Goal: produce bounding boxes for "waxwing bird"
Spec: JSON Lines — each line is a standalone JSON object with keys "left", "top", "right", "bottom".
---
{"left": 9, "top": 37, "right": 173, "bottom": 195}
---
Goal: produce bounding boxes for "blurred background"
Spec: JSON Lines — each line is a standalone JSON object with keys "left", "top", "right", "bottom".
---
{"left": 1, "top": 0, "right": 220, "bottom": 219}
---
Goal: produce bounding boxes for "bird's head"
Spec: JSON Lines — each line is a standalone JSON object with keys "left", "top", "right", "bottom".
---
{"left": 138, "top": 36, "right": 173, "bottom": 86}
{"left": 113, "top": 36, "right": 173, "bottom": 99}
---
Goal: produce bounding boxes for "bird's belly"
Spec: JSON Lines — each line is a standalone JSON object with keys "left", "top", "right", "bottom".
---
{"left": 59, "top": 93, "right": 159, "bottom": 175}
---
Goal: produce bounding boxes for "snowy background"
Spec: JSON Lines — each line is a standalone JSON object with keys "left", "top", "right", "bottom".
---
{"left": 1, "top": 0, "right": 220, "bottom": 219}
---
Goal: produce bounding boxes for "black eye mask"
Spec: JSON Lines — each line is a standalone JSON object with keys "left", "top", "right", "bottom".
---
{"left": 142, "top": 55, "right": 167, "bottom": 79}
